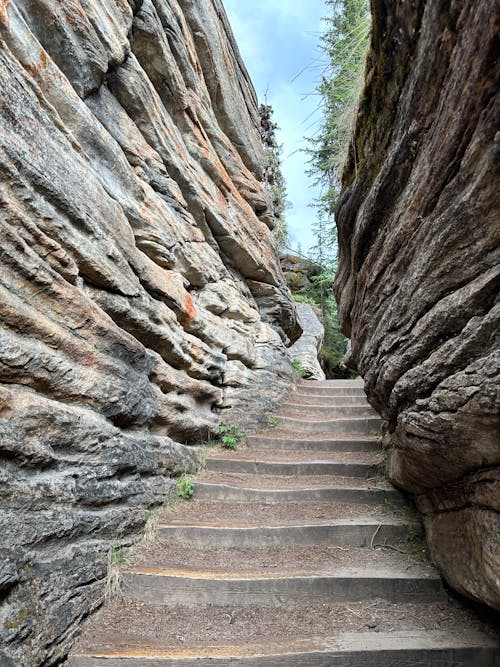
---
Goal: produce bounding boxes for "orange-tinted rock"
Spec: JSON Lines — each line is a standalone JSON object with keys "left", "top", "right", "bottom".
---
{"left": 0, "top": 1, "right": 300, "bottom": 664}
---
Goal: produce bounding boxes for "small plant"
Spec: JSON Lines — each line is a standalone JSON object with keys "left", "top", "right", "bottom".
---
{"left": 105, "top": 544, "right": 127, "bottom": 600}
{"left": 221, "top": 434, "right": 238, "bottom": 449}
{"left": 268, "top": 415, "right": 279, "bottom": 428}
{"left": 292, "top": 358, "right": 306, "bottom": 377}
{"left": 198, "top": 434, "right": 217, "bottom": 468}
{"left": 177, "top": 475, "right": 194, "bottom": 500}
{"left": 110, "top": 545, "right": 127, "bottom": 567}
{"left": 293, "top": 293, "right": 317, "bottom": 305}
{"left": 218, "top": 423, "right": 245, "bottom": 450}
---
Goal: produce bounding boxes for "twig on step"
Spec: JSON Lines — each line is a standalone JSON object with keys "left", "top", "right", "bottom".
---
{"left": 370, "top": 524, "right": 381, "bottom": 550}
{"left": 373, "top": 537, "right": 409, "bottom": 555}
{"left": 376, "top": 543, "right": 409, "bottom": 555}
{"left": 346, "top": 606, "right": 363, "bottom": 618}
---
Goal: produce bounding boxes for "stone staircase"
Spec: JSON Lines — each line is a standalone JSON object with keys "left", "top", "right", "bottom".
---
{"left": 69, "top": 380, "right": 498, "bottom": 666}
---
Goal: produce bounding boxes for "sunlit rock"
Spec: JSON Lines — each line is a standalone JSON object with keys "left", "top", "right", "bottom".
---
{"left": 0, "top": 1, "right": 300, "bottom": 664}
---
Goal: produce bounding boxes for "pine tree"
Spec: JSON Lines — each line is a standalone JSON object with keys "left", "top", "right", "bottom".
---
{"left": 309, "top": 0, "right": 370, "bottom": 221}
{"left": 301, "top": 0, "right": 370, "bottom": 377}
{"left": 309, "top": 206, "right": 338, "bottom": 267}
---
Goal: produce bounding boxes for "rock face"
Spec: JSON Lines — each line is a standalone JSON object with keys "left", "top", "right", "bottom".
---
{"left": 0, "top": 1, "right": 299, "bottom": 664}
{"left": 335, "top": 1, "right": 499, "bottom": 610}
{"left": 288, "top": 304, "right": 326, "bottom": 381}
{"left": 280, "top": 254, "right": 321, "bottom": 294}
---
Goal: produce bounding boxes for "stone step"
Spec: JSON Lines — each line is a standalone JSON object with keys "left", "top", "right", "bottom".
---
{"left": 299, "top": 380, "right": 364, "bottom": 387}
{"left": 287, "top": 394, "right": 370, "bottom": 406}
{"left": 127, "top": 542, "right": 431, "bottom": 578}
{"left": 273, "top": 415, "right": 380, "bottom": 436}
{"left": 195, "top": 470, "right": 400, "bottom": 498}
{"left": 194, "top": 481, "right": 402, "bottom": 504}
{"left": 205, "top": 455, "right": 377, "bottom": 477}
{"left": 71, "top": 630, "right": 499, "bottom": 666}
{"left": 68, "top": 379, "right": 497, "bottom": 667}
{"left": 294, "top": 386, "right": 366, "bottom": 397}
{"left": 160, "top": 497, "right": 397, "bottom": 527}
{"left": 157, "top": 519, "right": 417, "bottom": 548}
{"left": 291, "top": 383, "right": 366, "bottom": 398}
{"left": 277, "top": 404, "right": 377, "bottom": 418}
{"left": 122, "top": 567, "right": 444, "bottom": 606}
{"left": 247, "top": 434, "right": 380, "bottom": 452}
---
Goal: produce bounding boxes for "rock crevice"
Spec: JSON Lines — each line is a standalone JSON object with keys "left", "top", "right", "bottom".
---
{"left": 335, "top": 0, "right": 499, "bottom": 611}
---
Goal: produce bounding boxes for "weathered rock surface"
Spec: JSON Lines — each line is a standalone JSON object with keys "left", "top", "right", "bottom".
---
{"left": 0, "top": 2, "right": 299, "bottom": 665}
{"left": 288, "top": 304, "right": 326, "bottom": 381}
{"left": 280, "top": 253, "right": 321, "bottom": 294}
{"left": 335, "top": 0, "right": 499, "bottom": 610}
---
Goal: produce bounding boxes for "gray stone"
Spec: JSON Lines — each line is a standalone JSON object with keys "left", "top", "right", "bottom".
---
{"left": 334, "top": 0, "right": 500, "bottom": 610}
{"left": 0, "top": 1, "right": 298, "bottom": 664}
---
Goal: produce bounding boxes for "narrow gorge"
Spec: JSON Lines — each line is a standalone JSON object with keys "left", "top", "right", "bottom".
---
{"left": 0, "top": 0, "right": 498, "bottom": 666}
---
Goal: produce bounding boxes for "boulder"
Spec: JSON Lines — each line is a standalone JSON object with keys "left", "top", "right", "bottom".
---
{"left": 288, "top": 304, "right": 326, "bottom": 381}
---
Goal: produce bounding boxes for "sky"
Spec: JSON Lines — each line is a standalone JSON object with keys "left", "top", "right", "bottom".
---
{"left": 223, "top": 1, "right": 327, "bottom": 253}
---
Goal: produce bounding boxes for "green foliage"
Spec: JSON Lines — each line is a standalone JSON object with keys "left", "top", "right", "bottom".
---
{"left": 268, "top": 415, "right": 279, "bottom": 428}
{"left": 177, "top": 475, "right": 194, "bottom": 500}
{"left": 310, "top": 265, "right": 346, "bottom": 368}
{"left": 309, "top": 0, "right": 371, "bottom": 219}
{"left": 110, "top": 545, "right": 127, "bottom": 567}
{"left": 293, "top": 293, "right": 316, "bottom": 306}
{"left": 292, "top": 358, "right": 306, "bottom": 377}
{"left": 294, "top": 2, "right": 370, "bottom": 377}
{"left": 222, "top": 435, "right": 237, "bottom": 449}
{"left": 218, "top": 423, "right": 245, "bottom": 450}
{"left": 292, "top": 259, "right": 353, "bottom": 378}
{"left": 260, "top": 103, "right": 290, "bottom": 249}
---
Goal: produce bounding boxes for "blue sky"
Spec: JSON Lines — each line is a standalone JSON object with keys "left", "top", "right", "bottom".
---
{"left": 224, "top": 1, "right": 327, "bottom": 253}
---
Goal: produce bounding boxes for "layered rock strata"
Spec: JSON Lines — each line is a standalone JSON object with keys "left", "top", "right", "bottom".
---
{"left": 335, "top": 0, "right": 499, "bottom": 609}
{"left": 280, "top": 253, "right": 321, "bottom": 294}
{"left": 0, "top": 1, "right": 299, "bottom": 665}
{"left": 288, "top": 304, "right": 326, "bottom": 381}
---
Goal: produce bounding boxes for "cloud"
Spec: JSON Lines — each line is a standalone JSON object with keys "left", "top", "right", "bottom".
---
{"left": 224, "top": 0, "right": 327, "bottom": 252}
{"left": 224, "top": 9, "right": 265, "bottom": 79}
{"left": 226, "top": 0, "right": 324, "bottom": 32}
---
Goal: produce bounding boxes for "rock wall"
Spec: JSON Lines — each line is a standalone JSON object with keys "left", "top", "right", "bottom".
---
{"left": 280, "top": 254, "right": 321, "bottom": 294}
{"left": 335, "top": 0, "right": 499, "bottom": 609}
{"left": 0, "top": 1, "right": 299, "bottom": 664}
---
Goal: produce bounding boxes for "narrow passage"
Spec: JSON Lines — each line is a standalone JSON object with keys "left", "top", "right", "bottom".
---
{"left": 70, "top": 380, "right": 498, "bottom": 666}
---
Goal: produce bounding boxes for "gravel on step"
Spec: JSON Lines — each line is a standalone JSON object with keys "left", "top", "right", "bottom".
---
{"left": 159, "top": 500, "right": 412, "bottom": 526}
{"left": 128, "top": 542, "right": 432, "bottom": 577}
{"left": 197, "top": 471, "right": 390, "bottom": 490}
{"left": 73, "top": 598, "right": 497, "bottom": 655}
